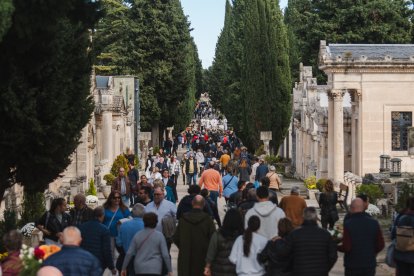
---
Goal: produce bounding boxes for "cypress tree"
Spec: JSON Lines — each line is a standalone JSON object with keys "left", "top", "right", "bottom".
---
{"left": 0, "top": 0, "right": 101, "bottom": 201}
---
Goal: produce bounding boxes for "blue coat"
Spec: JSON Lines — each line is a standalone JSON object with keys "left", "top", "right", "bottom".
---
{"left": 79, "top": 220, "right": 114, "bottom": 270}
{"left": 43, "top": 245, "right": 102, "bottom": 276}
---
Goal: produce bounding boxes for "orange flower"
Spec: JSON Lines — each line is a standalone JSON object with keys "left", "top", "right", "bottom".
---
{"left": 39, "top": 245, "right": 61, "bottom": 259}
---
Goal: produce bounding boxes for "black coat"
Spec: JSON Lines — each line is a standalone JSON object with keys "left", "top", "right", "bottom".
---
{"left": 258, "top": 238, "right": 291, "bottom": 276}
{"left": 280, "top": 221, "right": 337, "bottom": 276}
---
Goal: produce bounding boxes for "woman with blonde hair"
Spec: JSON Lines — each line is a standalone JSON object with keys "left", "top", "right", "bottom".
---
{"left": 318, "top": 179, "right": 339, "bottom": 229}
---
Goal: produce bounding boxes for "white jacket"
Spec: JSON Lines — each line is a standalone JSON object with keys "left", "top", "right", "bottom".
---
{"left": 244, "top": 201, "right": 286, "bottom": 239}
{"left": 229, "top": 233, "right": 267, "bottom": 276}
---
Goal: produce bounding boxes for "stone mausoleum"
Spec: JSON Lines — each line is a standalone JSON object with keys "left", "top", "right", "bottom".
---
{"left": 286, "top": 41, "right": 414, "bottom": 184}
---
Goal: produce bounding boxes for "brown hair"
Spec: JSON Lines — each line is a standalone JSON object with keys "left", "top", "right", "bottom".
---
{"left": 103, "top": 191, "right": 128, "bottom": 211}
{"left": 278, "top": 218, "right": 294, "bottom": 238}
{"left": 324, "top": 180, "right": 334, "bottom": 193}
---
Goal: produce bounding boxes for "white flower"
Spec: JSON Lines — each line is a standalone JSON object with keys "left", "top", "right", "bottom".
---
{"left": 337, "top": 233, "right": 343, "bottom": 239}
{"left": 366, "top": 204, "right": 381, "bottom": 216}
{"left": 22, "top": 244, "right": 28, "bottom": 250}
{"left": 28, "top": 247, "right": 34, "bottom": 256}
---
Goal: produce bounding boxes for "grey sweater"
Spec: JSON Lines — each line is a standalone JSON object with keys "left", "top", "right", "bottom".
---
{"left": 122, "top": 228, "right": 172, "bottom": 274}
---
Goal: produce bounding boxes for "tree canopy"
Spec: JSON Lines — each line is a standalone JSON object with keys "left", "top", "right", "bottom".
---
{"left": 0, "top": 0, "right": 101, "bottom": 202}
{"left": 208, "top": 0, "right": 291, "bottom": 152}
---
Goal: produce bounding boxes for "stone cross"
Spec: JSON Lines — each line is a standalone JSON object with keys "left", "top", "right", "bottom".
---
{"left": 260, "top": 131, "right": 272, "bottom": 154}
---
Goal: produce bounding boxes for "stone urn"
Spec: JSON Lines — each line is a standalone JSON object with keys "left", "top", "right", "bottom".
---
{"left": 102, "top": 185, "right": 111, "bottom": 199}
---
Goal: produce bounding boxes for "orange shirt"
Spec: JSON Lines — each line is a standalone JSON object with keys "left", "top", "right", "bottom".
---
{"left": 219, "top": 154, "right": 231, "bottom": 167}
{"left": 198, "top": 169, "right": 223, "bottom": 193}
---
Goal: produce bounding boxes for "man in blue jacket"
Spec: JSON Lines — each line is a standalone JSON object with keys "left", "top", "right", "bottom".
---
{"left": 43, "top": 226, "right": 102, "bottom": 276}
{"left": 78, "top": 207, "right": 115, "bottom": 274}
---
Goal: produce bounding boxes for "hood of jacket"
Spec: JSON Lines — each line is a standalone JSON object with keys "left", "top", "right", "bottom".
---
{"left": 253, "top": 201, "right": 278, "bottom": 217}
{"left": 182, "top": 209, "right": 209, "bottom": 225}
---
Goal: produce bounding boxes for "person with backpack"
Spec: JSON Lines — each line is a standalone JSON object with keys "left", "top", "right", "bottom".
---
{"left": 394, "top": 196, "right": 414, "bottom": 275}
{"left": 222, "top": 169, "right": 239, "bottom": 204}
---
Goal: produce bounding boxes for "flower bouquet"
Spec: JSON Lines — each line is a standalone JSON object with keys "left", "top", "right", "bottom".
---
{"left": 19, "top": 244, "right": 61, "bottom": 276}
{"left": 328, "top": 225, "right": 343, "bottom": 243}
{"left": 366, "top": 204, "right": 381, "bottom": 216}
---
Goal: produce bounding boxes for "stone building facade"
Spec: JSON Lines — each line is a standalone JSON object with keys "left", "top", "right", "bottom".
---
{"left": 285, "top": 41, "right": 414, "bottom": 184}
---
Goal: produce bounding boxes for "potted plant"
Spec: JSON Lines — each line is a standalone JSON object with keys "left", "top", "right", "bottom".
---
{"left": 304, "top": 175, "right": 319, "bottom": 200}
{"left": 103, "top": 173, "right": 115, "bottom": 198}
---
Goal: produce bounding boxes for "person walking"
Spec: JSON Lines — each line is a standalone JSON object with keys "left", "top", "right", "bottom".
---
{"left": 174, "top": 195, "right": 216, "bottom": 276}
{"left": 184, "top": 153, "right": 198, "bottom": 185}
{"left": 280, "top": 207, "right": 338, "bottom": 276}
{"left": 145, "top": 187, "right": 177, "bottom": 252}
{"left": 255, "top": 158, "right": 269, "bottom": 182}
{"left": 162, "top": 169, "right": 178, "bottom": 203}
{"left": 238, "top": 159, "right": 251, "bottom": 183}
{"left": 222, "top": 169, "right": 239, "bottom": 204}
{"left": 78, "top": 207, "right": 115, "bottom": 274}
{"left": 229, "top": 216, "right": 267, "bottom": 276}
{"left": 42, "top": 227, "right": 102, "bottom": 276}
{"left": 69, "top": 193, "right": 94, "bottom": 227}
{"left": 266, "top": 166, "right": 281, "bottom": 191}
{"left": 258, "top": 218, "right": 294, "bottom": 276}
{"left": 120, "top": 212, "right": 172, "bottom": 276}
{"left": 112, "top": 167, "right": 132, "bottom": 207}
{"left": 169, "top": 155, "right": 181, "bottom": 187}
{"left": 245, "top": 186, "right": 285, "bottom": 239}
{"left": 204, "top": 209, "right": 243, "bottom": 276}
{"left": 318, "top": 180, "right": 339, "bottom": 230}
{"left": 394, "top": 196, "right": 414, "bottom": 275}
{"left": 338, "top": 198, "right": 385, "bottom": 276}
{"left": 198, "top": 161, "right": 223, "bottom": 204}
{"left": 103, "top": 191, "right": 131, "bottom": 263}
{"left": 279, "top": 186, "right": 307, "bottom": 228}
{"left": 36, "top": 198, "right": 71, "bottom": 245}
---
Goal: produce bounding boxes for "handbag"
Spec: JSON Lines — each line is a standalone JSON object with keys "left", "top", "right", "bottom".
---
{"left": 385, "top": 240, "right": 396, "bottom": 268}
{"left": 396, "top": 225, "right": 414, "bottom": 251}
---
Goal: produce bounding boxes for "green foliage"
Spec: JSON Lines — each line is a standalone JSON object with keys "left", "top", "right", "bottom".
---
{"left": 86, "top": 179, "right": 97, "bottom": 196}
{"left": 0, "top": 0, "right": 101, "bottom": 199}
{"left": 103, "top": 174, "right": 115, "bottom": 185}
{"left": 265, "top": 155, "right": 281, "bottom": 166}
{"left": 304, "top": 175, "right": 317, "bottom": 190}
{"left": 316, "top": 178, "right": 328, "bottom": 192}
{"left": 152, "top": 146, "right": 160, "bottom": 155}
{"left": 255, "top": 145, "right": 265, "bottom": 156}
{"left": 110, "top": 154, "right": 129, "bottom": 177}
{"left": 0, "top": 0, "right": 13, "bottom": 42}
{"left": 396, "top": 182, "right": 414, "bottom": 212}
{"left": 0, "top": 209, "right": 17, "bottom": 252}
{"left": 208, "top": 0, "right": 291, "bottom": 152}
{"left": 19, "top": 192, "right": 46, "bottom": 226}
{"left": 356, "top": 184, "right": 384, "bottom": 205}
{"left": 285, "top": 0, "right": 413, "bottom": 83}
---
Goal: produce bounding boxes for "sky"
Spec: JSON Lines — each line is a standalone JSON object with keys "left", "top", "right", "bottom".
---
{"left": 180, "top": 0, "right": 289, "bottom": 68}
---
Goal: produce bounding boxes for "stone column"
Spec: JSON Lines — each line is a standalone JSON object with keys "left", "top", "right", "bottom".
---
{"left": 327, "top": 93, "right": 334, "bottom": 179}
{"left": 101, "top": 111, "right": 113, "bottom": 162}
{"left": 139, "top": 132, "right": 152, "bottom": 170}
{"left": 331, "top": 89, "right": 345, "bottom": 185}
{"left": 260, "top": 131, "right": 272, "bottom": 155}
{"left": 351, "top": 91, "right": 361, "bottom": 175}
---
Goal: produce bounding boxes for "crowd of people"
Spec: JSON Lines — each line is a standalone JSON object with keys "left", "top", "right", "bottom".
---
{"left": 1, "top": 99, "right": 414, "bottom": 276}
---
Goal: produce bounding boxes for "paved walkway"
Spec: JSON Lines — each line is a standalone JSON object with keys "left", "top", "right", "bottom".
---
{"left": 170, "top": 147, "right": 395, "bottom": 275}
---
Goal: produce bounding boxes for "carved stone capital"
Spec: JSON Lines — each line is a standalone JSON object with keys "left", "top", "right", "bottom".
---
{"left": 328, "top": 89, "right": 345, "bottom": 101}
{"left": 350, "top": 89, "right": 362, "bottom": 102}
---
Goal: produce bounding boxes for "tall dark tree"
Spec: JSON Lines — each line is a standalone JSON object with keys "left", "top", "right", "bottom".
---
{"left": 241, "top": 0, "right": 291, "bottom": 151}
{"left": 0, "top": 0, "right": 101, "bottom": 202}
{"left": 93, "top": 0, "right": 131, "bottom": 75}
{"left": 285, "top": 0, "right": 413, "bottom": 82}
{"left": 127, "top": 0, "right": 194, "bottom": 137}
{"left": 0, "top": 0, "right": 13, "bottom": 42}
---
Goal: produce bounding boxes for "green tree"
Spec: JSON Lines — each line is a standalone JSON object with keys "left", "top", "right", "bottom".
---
{"left": 0, "top": 0, "right": 101, "bottom": 202}
{"left": 285, "top": 0, "right": 413, "bottom": 82}
{"left": 241, "top": 0, "right": 292, "bottom": 151}
{"left": 0, "top": 0, "right": 13, "bottom": 42}
{"left": 93, "top": 0, "right": 131, "bottom": 75}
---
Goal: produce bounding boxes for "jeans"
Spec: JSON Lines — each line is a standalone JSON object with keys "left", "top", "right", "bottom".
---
{"left": 186, "top": 142, "right": 191, "bottom": 151}
{"left": 209, "top": 190, "right": 219, "bottom": 205}
{"left": 186, "top": 173, "right": 197, "bottom": 185}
